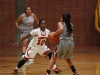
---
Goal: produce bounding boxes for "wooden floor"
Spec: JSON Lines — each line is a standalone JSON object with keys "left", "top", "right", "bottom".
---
{"left": 0, "top": 45, "right": 100, "bottom": 75}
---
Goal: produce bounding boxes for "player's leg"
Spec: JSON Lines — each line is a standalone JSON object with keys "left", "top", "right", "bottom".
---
{"left": 63, "top": 40, "right": 79, "bottom": 75}
{"left": 45, "top": 57, "right": 57, "bottom": 75}
{"left": 20, "top": 31, "right": 28, "bottom": 58}
{"left": 21, "top": 40, "right": 34, "bottom": 70}
{"left": 13, "top": 46, "right": 37, "bottom": 74}
{"left": 23, "top": 46, "right": 37, "bottom": 67}
{"left": 65, "top": 59, "right": 79, "bottom": 75}
{"left": 47, "top": 51, "right": 62, "bottom": 74}
{"left": 21, "top": 40, "right": 28, "bottom": 58}
{"left": 13, "top": 38, "right": 28, "bottom": 74}
{"left": 21, "top": 42, "right": 34, "bottom": 69}
{"left": 40, "top": 46, "right": 61, "bottom": 75}
{"left": 45, "top": 49, "right": 58, "bottom": 75}
{"left": 12, "top": 57, "right": 28, "bottom": 74}
{"left": 27, "top": 36, "right": 34, "bottom": 64}
{"left": 21, "top": 31, "right": 34, "bottom": 63}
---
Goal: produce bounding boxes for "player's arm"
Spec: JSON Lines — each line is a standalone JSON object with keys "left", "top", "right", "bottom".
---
{"left": 54, "top": 22, "right": 63, "bottom": 36}
{"left": 46, "top": 38, "right": 51, "bottom": 49}
{"left": 32, "top": 13, "right": 39, "bottom": 25}
{"left": 50, "top": 22, "right": 63, "bottom": 39}
{"left": 46, "top": 30, "right": 51, "bottom": 49}
{"left": 15, "top": 14, "right": 24, "bottom": 29}
{"left": 13, "top": 34, "right": 31, "bottom": 46}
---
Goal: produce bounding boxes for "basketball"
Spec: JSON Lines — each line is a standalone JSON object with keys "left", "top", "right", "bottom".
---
{"left": 48, "top": 32, "right": 59, "bottom": 43}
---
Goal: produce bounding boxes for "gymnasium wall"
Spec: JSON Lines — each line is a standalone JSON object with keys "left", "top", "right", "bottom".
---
{"left": 0, "top": 0, "right": 99, "bottom": 46}
{"left": 0, "top": 0, "right": 16, "bottom": 46}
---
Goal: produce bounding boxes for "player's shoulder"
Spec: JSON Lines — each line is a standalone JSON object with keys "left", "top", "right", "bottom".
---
{"left": 34, "top": 28, "right": 40, "bottom": 31}
{"left": 32, "top": 13, "right": 35, "bottom": 15}
{"left": 18, "top": 13, "right": 24, "bottom": 18}
{"left": 45, "top": 28, "right": 50, "bottom": 31}
{"left": 57, "top": 22, "right": 64, "bottom": 27}
{"left": 21, "top": 13, "right": 25, "bottom": 17}
{"left": 32, "top": 13, "right": 36, "bottom": 17}
{"left": 31, "top": 28, "right": 38, "bottom": 32}
{"left": 30, "top": 28, "right": 39, "bottom": 35}
{"left": 58, "top": 22, "right": 63, "bottom": 25}
{"left": 45, "top": 28, "right": 50, "bottom": 32}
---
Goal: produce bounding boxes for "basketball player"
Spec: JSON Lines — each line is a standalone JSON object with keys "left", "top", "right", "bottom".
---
{"left": 15, "top": 6, "right": 38, "bottom": 63}
{"left": 45, "top": 12, "right": 79, "bottom": 75}
{"left": 12, "top": 19, "right": 61, "bottom": 74}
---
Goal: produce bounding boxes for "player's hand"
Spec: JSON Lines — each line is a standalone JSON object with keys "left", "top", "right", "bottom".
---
{"left": 49, "top": 35, "right": 54, "bottom": 41}
{"left": 12, "top": 42, "right": 19, "bottom": 46}
{"left": 42, "top": 55, "right": 47, "bottom": 58}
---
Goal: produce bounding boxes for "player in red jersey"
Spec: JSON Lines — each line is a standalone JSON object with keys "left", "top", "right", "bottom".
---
{"left": 12, "top": 19, "right": 61, "bottom": 74}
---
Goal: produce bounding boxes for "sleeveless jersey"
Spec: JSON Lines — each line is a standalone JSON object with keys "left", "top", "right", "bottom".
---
{"left": 29, "top": 28, "right": 50, "bottom": 47}
{"left": 20, "top": 13, "right": 34, "bottom": 30}
{"left": 59, "top": 23, "right": 73, "bottom": 40}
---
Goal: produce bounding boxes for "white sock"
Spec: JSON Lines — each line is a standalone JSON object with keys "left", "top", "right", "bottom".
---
{"left": 53, "top": 64, "right": 57, "bottom": 70}
{"left": 15, "top": 67, "right": 18, "bottom": 70}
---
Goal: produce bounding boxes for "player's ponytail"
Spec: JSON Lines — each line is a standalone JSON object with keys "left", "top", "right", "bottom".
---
{"left": 62, "top": 12, "right": 73, "bottom": 35}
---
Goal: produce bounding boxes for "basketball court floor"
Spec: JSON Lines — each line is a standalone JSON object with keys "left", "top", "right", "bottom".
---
{"left": 0, "top": 45, "right": 100, "bottom": 75}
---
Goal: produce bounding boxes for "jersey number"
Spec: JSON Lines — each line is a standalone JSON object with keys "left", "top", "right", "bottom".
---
{"left": 37, "top": 38, "right": 46, "bottom": 45}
